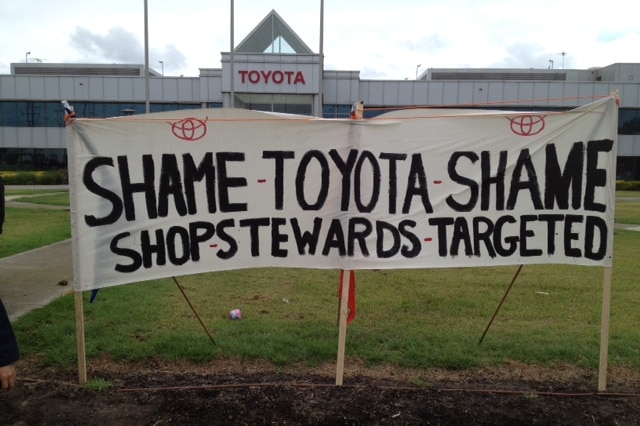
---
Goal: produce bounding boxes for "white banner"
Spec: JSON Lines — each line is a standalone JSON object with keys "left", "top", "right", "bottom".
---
{"left": 67, "top": 97, "right": 618, "bottom": 291}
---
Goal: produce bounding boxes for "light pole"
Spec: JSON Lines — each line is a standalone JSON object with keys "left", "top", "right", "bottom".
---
{"left": 159, "top": 60, "right": 164, "bottom": 77}
{"left": 25, "top": 51, "right": 31, "bottom": 63}
{"left": 416, "top": 64, "right": 421, "bottom": 80}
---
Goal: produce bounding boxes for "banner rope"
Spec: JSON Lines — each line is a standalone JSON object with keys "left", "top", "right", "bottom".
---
{"left": 365, "top": 94, "right": 615, "bottom": 113}
{"left": 68, "top": 95, "right": 617, "bottom": 124}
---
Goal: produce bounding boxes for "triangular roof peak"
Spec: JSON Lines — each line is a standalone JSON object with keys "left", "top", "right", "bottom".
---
{"left": 235, "top": 9, "right": 313, "bottom": 54}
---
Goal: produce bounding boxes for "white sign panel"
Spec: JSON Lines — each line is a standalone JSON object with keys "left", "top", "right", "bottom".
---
{"left": 67, "top": 98, "right": 618, "bottom": 291}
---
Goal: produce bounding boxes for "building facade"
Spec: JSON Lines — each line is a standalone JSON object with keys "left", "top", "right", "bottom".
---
{"left": 1, "top": 10, "right": 639, "bottom": 178}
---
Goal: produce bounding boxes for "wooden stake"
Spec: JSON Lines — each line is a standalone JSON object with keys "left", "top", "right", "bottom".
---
{"left": 74, "top": 291, "right": 87, "bottom": 385}
{"left": 598, "top": 266, "right": 613, "bottom": 392}
{"left": 335, "top": 101, "right": 363, "bottom": 385}
{"left": 479, "top": 264, "right": 523, "bottom": 345}
{"left": 335, "top": 269, "right": 351, "bottom": 385}
{"left": 172, "top": 276, "right": 216, "bottom": 345}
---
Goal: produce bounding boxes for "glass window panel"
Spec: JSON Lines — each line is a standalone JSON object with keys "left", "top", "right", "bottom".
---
{"left": 93, "top": 103, "right": 105, "bottom": 118}
{"left": 46, "top": 148, "right": 66, "bottom": 169}
{"left": 235, "top": 94, "right": 312, "bottom": 115}
{"left": 617, "top": 156, "right": 639, "bottom": 179}
{"left": 76, "top": 102, "right": 93, "bottom": 118}
{"left": 103, "top": 103, "right": 122, "bottom": 118}
{"left": 619, "top": 109, "right": 640, "bottom": 135}
{"left": 0, "top": 148, "right": 70, "bottom": 171}
{"left": 18, "top": 148, "right": 34, "bottom": 169}
{"left": 324, "top": 104, "right": 352, "bottom": 118}
{"left": 285, "top": 103, "right": 311, "bottom": 115}
{"left": 1, "top": 102, "right": 19, "bottom": 126}
{"left": 44, "top": 102, "right": 64, "bottom": 127}
{"left": 30, "top": 102, "right": 43, "bottom": 126}
{"left": 178, "top": 103, "right": 200, "bottom": 110}
{"left": 323, "top": 105, "right": 336, "bottom": 118}
{"left": 16, "top": 101, "right": 29, "bottom": 126}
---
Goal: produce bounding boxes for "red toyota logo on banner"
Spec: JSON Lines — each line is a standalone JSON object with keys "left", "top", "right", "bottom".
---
{"left": 170, "top": 118, "right": 208, "bottom": 141}
{"left": 508, "top": 114, "right": 545, "bottom": 136}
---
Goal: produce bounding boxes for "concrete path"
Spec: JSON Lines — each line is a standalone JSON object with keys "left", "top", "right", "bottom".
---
{"left": 2, "top": 185, "right": 73, "bottom": 320}
{"left": 0, "top": 240, "right": 73, "bottom": 321}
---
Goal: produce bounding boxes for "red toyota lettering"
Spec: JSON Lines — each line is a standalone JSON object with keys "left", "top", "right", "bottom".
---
{"left": 294, "top": 71, "right": 305, "bottom": 84}
{"left": 238, "top": 70, "right": 307, "bottom": 85}
{"left": 272, "top": 71, "right": 283, "bottom": 83}
{"left": 248, "top": 70, "right": 260, "bottom": 83}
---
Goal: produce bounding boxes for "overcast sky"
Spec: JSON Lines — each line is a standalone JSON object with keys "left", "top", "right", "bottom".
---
{"left": 1, "top": 0, "right": 638, "bottom": 79}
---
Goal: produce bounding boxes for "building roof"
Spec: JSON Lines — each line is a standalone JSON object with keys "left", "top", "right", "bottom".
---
{"left": 428, "top": 69, "right": 568, "bottom": 81}
{"left": 11, "top": 63, "right": 160, "bottom": 77}
{"left": 235, "top": 9, "right": 313, "bottom": 54}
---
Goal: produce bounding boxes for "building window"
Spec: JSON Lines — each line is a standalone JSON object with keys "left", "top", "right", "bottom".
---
{"left": 0, "top": 148, "right": 67, "bottom": 171}
{"left": 617, "top": 156, "right": 640, "bottom": 180}
{"left": 234, "top": 93, "right": 312, "bottom": 115}
{"left": 619, "top": 108, "right": 640, "bottom": 135}
{"left": 0, "top": 101, "right": 204, "bottom": 127}
{"left": 322, "top": 105, "right": 351, "bottom": 119}
{"left": 0, "top": 101, "right": 64, "bottom": 127}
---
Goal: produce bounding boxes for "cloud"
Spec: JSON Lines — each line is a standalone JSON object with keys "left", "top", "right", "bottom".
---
{"left": 156, "top": 45, "right": 187, "bottom": 73}
{"left": 69, "top": 26, "right": 186, "bottom": 70}
{"left": 359, "top": 66, "right": 391, "bottom": 79}
{"left": 492, "top": 42, "right": 564, "bottom": 69}
{"left": 405, "top": 34, "right": 448, "bottom": 53}
{"left": 70, "top": 26, "right": 143, "bottom": 63}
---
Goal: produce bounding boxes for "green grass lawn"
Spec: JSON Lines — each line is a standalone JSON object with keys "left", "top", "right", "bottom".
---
{"left": 617, "top": 191, "right": 640, "bottom": 198}
{"left": 0, "top": 207, "right": 71, "bottom": 257}
{"left": 615, "top": 201, "right": 640, "bottom": 224}
{"left": 4, "top": 189, "right": 67, "bottom": 196}
{"left": 6, "top": 189, "right": 640, "bottom": 372}
{"left": 14, "top": 232, "right": 640, "bottom": 370}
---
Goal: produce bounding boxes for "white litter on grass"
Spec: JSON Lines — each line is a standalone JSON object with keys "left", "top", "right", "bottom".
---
{"left": 535, "top": 291, "right": 550, "bottom": 295}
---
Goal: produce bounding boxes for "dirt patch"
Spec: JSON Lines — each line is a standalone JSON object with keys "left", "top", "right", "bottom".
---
{"left": 3, "top": 357, "right": 640, "bottom": 425}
